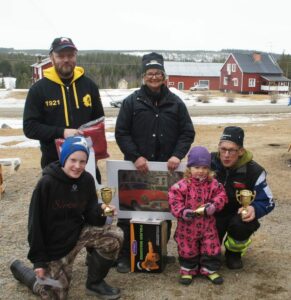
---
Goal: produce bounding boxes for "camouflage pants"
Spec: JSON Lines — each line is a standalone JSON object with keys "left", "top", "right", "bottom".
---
{"left": 34, "top": 225, "right": 123, "bottom": 300}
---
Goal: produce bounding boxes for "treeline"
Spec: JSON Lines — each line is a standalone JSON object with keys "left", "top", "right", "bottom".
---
{"left": 77, "top": 52, "right": 142, "bottom": 88}
{"left": 277, "top": 53, "right": 291, "bottom": 79}
{"left": 1, "top": 50, "right": 291, "bottom": 89}
{"left": 0, "top": 52, "right": 142, "bottom": 89}
{"left": 0, "top": 53, "right": 33, "bottom": 88}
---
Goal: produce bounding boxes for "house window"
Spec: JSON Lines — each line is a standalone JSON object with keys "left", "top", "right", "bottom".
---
{"left": 223, "top": 77, "right": 228, "bottom": 85}
{"left": 233, "top": 78, "right": 238, "bottom": 86}
{"left": 232, "top": 64, "right": 236, "bottom": 72}
{"left": 168, "top": 82, "right": 174, "bottom": 86}
{"left": 227, "top": 64, "right": 231, "bottom": 75}
{"left": 248, "top": 78, "right": 256, "bottom": 87}
{"left": 199, "top": 80, "right": 209, "bottom": 87}
{"left": 178, "top": 82, "right": 184, "bottom": 90}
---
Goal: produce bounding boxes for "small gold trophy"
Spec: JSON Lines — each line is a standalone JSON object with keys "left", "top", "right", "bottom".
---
{"left": 193, "top": 205, "right": 206, "bottom": 216}
{"left": 98, "top": 187, "right": 116, "bottom": 217}
{"left": 236, "top": 189, "right": 256, "bottom": 217}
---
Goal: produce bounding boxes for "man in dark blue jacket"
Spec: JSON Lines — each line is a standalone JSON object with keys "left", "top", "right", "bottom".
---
{"left": 211, "top": 126, "right": 275, "bottom": 269}
{"left": 115, "top": 52, "right": 195, "bottom": 272}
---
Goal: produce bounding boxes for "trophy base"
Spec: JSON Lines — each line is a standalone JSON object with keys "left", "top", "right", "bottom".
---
{"left": 103, "top": 211, "right": 114, "bottom": 217}
{"left": 240, "top": 209, "right": 248, "bottom": 218}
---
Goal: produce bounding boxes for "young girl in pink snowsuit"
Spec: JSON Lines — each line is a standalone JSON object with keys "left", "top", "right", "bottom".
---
{"left": 169, "top": 146, "right": 227, "bottom": 285}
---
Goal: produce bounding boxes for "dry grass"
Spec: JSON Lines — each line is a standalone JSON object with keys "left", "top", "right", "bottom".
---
{"left": 5, "top": 90, "right": 28, "bottom": 99}
{"left": 0, "top": 128, "right": 23, "bottom": 136}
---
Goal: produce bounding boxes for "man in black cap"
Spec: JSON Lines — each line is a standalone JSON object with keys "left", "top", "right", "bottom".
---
{"left": 23, "top": 37, "right": 104, "bottom": 183}
{"left": 115, "top": 52, "right": 195, "bottom": 272}
{"left": 211, "top": 126, "right": 275, "bottom": 269}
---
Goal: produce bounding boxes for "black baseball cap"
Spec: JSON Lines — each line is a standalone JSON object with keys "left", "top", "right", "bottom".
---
{"left": 49, "top": 37, "right": 77, "bottom": 53}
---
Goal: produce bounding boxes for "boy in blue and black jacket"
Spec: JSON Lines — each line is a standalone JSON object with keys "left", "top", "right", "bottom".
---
{"left": 211, "top": 126, "right": 275, "bottom": 269}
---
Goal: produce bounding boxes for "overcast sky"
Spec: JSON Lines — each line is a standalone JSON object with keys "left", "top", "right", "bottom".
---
{"left": 1, "top": 0, "right": 291, "bottom": 54}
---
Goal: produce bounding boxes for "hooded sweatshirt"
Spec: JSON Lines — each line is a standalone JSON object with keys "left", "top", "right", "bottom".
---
{"left": 27, "top": 161, "right": 106, "bottom": 269}
{"left": 23, "top": 66, "right": 104, "bottom": 167}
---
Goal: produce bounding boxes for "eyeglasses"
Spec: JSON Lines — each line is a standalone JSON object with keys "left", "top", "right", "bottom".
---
{"left": 219, "top": 147, "right": 240, "bottom": 155}
{"left": 145, "top": 72, "right": 164, "bottom": 79}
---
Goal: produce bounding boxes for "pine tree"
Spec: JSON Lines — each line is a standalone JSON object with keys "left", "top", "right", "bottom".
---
{"left": 0, "top": 78, "right": 4, "bottom": 88}
{"left": 277, "top": 52, "right": 291, "bottom": 78}
{"left": 0, "top": 60, "right": 12, "bottom": 76}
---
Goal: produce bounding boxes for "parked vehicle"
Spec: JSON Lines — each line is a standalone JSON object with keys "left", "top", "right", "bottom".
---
{"left": 189, "top": 84, "right": 209, "bottom": 91}
{"left": 118, "top": 182, "right": 169, "bottom": 211}
{"left": 110, "top": 99, "right": 123, "bottom": 108}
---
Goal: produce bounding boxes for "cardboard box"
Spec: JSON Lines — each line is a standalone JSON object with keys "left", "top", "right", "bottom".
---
{"left": 130, "top": 219, "right": 167, "bottom": 273}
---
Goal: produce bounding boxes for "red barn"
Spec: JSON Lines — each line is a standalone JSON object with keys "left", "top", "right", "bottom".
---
{"left": 164, "top": 62, "right": 222, "bottom": 90}
{"left": 220, "top": 52, "right": 290, "bottom": 94}
{"left": 31, "top": 57, "right": 52, "bottom": 83}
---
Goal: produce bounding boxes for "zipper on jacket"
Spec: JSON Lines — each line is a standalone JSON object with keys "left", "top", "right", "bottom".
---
{"left": 66, "top": 86, "right": 74, "bottom": 125}
{"left": 61, "top": 85, "right": 69, "bottom": 127}
{"left": 223, "top": 169, "right": 229, "bottom": 186}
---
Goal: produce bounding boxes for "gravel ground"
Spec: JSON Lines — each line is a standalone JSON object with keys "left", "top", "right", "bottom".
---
{"left": 1, "top": 106, "right": 291, "bottom": 299}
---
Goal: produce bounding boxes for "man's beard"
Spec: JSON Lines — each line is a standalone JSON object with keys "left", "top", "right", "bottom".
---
{"left": 57, "top": 65, "right": 74, "bottom": 78}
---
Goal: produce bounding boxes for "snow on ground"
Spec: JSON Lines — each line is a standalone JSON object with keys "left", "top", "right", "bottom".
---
{"left": 0, "top": 88, "right": 290, "bottom": 109}
{"left": 0, "top": 77, "right": 16, "bottom": 90}
{"left": 0, "top": 89, "right": 290, "bottom": 148}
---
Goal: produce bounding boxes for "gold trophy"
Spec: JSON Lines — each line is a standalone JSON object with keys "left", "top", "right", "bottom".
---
{"left": 236, "top": 189, "right": 256, "bottom": 217}
{"left": 193, "top": 205, "right": 206, "bottom": 215}
{"left": 98, "top": 187, "right": 116, "bottom": 216}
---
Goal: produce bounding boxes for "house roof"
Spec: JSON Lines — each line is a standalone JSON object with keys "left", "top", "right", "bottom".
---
{"left": 164, "top": 62, "right": 223, "bottom": 77}
{"left": 261, "top": 75, "right": 291, "bottom": 82}
{"left": 232, "top": 53, "right": 282, "bottom": 74}
{"left": 30, "top": 57, "right": 51, "bottom": 68}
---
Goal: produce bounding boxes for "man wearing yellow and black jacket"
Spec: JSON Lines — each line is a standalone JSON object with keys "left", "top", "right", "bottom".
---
{"left": 23, "top": 37, "right": 104, "bottom": 183}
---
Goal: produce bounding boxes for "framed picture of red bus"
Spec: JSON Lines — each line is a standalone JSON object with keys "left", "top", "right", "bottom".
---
{"left": 106, "top": 160, "right": 185, "bottom": 220}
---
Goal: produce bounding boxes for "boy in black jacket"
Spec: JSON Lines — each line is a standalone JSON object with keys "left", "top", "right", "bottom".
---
{"left": 10, "top": 136, "right": 123, "bottom": 300}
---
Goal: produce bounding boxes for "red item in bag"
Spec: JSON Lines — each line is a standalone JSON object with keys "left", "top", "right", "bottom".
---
{"left": 55, "top": 117, "right": 109, "bottom": 160}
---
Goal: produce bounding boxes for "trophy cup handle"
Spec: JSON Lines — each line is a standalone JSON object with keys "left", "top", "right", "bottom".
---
{"left": 235, "top": 190, "right": 240, "bottom": 202}
{"left": 251, "top": 191, "right": 256, "bottom": 202}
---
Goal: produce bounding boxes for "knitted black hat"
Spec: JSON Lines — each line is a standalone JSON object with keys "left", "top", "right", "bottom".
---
{"left": 142, "top": 52, "right": 165, "bottom": 73}
{"left": 49, "top": 37, "right": 77, "bottom": 53}
{"left": 220, "top": 126, "right": 244, "bottom": 146}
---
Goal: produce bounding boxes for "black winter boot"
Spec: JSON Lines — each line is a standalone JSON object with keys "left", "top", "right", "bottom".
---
{"left": 225, "top": 250, "right": 243, "bottom": 269}
{"left": 86, "top": 280, "right": 120, "bottom": 299}
{"left": 86, "top": 251, "right": 120, "bottom": 300}
{"left": 9, "top": 259, "right": 37, "bottom": 293}
{"left": 116, "top": 256, "right": 130, "bottom": 273}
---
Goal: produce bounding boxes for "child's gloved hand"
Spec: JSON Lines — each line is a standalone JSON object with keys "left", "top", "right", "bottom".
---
{"left": 205, "top": 203, "right": 216, "bottom": 216}
{"left": 182, "top": 209, "right": 196, "bottom": 221}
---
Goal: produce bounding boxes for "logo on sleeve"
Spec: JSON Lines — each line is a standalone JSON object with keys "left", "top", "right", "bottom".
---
{"left": 83, "top": 94, "right": 92, "bottom": 107}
